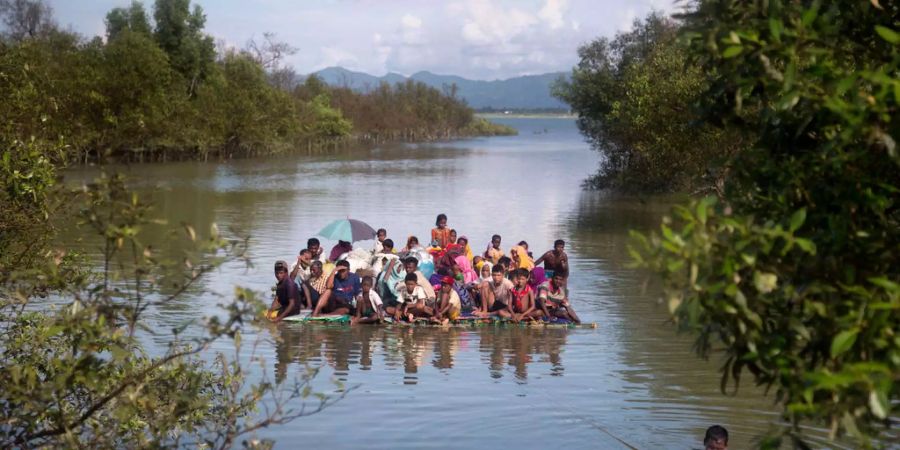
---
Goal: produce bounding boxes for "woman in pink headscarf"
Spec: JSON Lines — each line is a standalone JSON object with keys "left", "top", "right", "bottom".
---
{"left": 454, "top": 255, "right": 479, "bottom": 284}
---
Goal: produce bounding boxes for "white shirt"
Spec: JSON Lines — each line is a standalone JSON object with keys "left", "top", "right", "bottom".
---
{"left": 356, "top": 290, "right": 384, "bottom": 310}
{"left": 291, "top": 261, "right": 312, "bottom": 283}
{"left": 395, "top": 284, "right": 428, "bottom": 305}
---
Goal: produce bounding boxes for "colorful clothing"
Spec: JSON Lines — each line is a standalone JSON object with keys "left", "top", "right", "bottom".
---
{"left": 529, "top": 267, "right": 548, "bottom": 292}
{"left": 511, "top": 285, "right": 532, "bottom": 313}
{"left": 332, "top": 273, "right": 362, "bottom": 303}
{"left": 329, "top": 242, "right": 353, "bottom": 262}
{"left": 309, "top": 274, "right": 329, "bottom": 295}
{"left": 454, "top": 255, "right": 479, "bottom": 284}
{"left": 538, "top": 280, "right": 568, "bottom": 307}
{"left": 510, "top": 245, "right": 534, "bottom": 270}
{"left": 431, "top": 227, "right": 452, "bottom": 248}
{"left": 443, "top": 289, "right": 461, "bottom": 319}
{"left": 484, "top": 244, "right": 505, "bottom": 264}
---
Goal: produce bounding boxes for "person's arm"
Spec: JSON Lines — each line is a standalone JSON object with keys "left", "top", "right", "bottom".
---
{"left": 560, "top": 252, "right": 569, "bottom": 271}
{"left": 274, "top": 296, "right": 296, "bottom": 322}
{"left": 385, "top": 259, "right": 398, "bottom": 276}
{"left": 290, "top": 257, "right": 301, "bottom": 280}
{"left": 534, "top": 251, "right": 550, "bottom": 267}
{"left": 537, "top": 288, "right": 551, "bottom": 318}
{"left": 325, "top": 270, "right": 337, "bottom": 290}
{"left": 301, "top": 283, "right": 312, "bottom": 309}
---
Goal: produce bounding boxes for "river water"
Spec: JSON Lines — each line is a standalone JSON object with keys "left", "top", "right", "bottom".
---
{"left": 60, "top": 118, "right": 846, "bottom": 449}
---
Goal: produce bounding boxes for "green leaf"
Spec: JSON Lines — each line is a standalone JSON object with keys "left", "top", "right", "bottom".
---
{"left": 868, "top": 277, "right": 899, "bottom": 291}
{"left": 722, "top": 46, "right": 743, "bottom": 58}
{"left": 830, "top": 329, "right": 858, "bottom": 358}
{"left": 768, "top": 18, "right": 782, "bottom": 42}
{"left": 794, "top": 238, "right": 817, "bottom": 254}
{"left": 869, "top": 391, "right": 889, "bottom": 419}
{"left": 875, "top": 25, "right": 900, "bottom": 45}
{"left": 801, "top": 1, "right": 820, "bottom": 27}
{"left": 789, "top": 208, "right": 806, "bottom": 232}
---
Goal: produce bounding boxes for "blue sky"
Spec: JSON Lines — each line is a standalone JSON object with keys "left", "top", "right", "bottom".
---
{"left": 47, "top": 0, "right": 679, "bottom": 80}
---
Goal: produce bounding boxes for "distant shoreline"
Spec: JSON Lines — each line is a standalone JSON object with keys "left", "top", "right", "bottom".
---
{"left": 476, "top": 112, "right": 576, "bottom": 119}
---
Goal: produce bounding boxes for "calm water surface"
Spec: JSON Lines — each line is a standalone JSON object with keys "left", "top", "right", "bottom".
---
{"left": 61, "top": 118, "right": 845, "bottom": 449}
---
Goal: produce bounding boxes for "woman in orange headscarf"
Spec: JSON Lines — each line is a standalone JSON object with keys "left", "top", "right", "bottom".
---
{"left": 509, "top": 245, "right": 534, "bottom": 271}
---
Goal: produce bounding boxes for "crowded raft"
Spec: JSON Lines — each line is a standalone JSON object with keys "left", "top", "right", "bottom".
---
{"left": 268, "top": 213, "right": 582, "bottom": 326}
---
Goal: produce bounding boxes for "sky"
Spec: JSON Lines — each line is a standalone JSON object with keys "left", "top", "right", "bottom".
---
{"left": 46, "top": 0, "right": 680, "bottom": 80}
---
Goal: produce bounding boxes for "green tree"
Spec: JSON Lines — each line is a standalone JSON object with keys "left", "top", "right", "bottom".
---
{"left": 554, "top": 13, "right": 741, "bottom": 192}
{"left": 633, "top": 1, "right": 899, "bottom": 447}
{"left": 100, "top": 29, "right": 176, "bottom": 153}
{"left": 105, "top": 0, "right": 152, "bottom": 41}
{"left": 152, "top": 0, "right": 215, "bottom": 97}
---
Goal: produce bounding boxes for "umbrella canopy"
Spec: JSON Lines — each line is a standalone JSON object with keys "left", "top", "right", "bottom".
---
{"left": 317, "top": 218, "right": 376, "bottom": 243}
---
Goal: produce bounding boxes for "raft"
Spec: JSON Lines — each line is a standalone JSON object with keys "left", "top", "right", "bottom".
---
{"left": 280, "top": 312, "right": 597, "bottom": 329}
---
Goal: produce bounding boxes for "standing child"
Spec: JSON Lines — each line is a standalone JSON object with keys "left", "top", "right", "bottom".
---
{"left": 373, "top": 228, "right": 388, "bottom": 253}
{"left": 352, "top": 276, "right": 385, "bottom": 324}
{"left": 431, "top": 213, "right": 451, "bottom": 248}
{"left": 483, "top": 234, "right": 504, "bottom": 264}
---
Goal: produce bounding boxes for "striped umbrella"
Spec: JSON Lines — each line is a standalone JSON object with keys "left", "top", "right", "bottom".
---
{"left": 316, "top": 218, "right": 377, "bottom": 243}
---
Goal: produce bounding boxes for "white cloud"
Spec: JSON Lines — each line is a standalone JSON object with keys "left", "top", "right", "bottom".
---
{"left": 401, "top": 13, "right": 422, "bottom": 29}
{"left": 460, "top": 0, "right": 537, "bottom": 46}
{"left": 46, "top": 0, "right": 684, "bottom": 80}
{"left": 538, "top": 0, "right": 567, "bottom": 30}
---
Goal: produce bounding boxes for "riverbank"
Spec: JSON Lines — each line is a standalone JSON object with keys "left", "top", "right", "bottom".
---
{"left": 477, "top": 112, "right": 576, "bottom": 119}
{"left": 78, "top": 117, "right": 517, "bottom": 164}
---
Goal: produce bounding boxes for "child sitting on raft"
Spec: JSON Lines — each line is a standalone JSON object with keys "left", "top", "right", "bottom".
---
{"left": 392, "top": 273, "right": 433, "bottom": 322}
{"left": 537, "top": 271, "right": 581, "bottom": 324}
{"left": 434, "top": 276, "right": 462, "bottom": 324}
{"left": 480, "top": 263, "right": 515, "bottom": 315}
{"left": 498, "top": 268, "right": 538, "bottom": 323}
{"left": 352, "top": 276, "right": 385, "bottom": 324}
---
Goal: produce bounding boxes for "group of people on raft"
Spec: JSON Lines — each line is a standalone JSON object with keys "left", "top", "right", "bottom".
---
{"left": 268, "top": 213, "right": 579, "bottom": 325}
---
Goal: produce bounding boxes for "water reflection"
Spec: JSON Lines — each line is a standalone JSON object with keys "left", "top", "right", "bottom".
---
{"left": 273, "top": 325, "right": 573, "bottom": 386}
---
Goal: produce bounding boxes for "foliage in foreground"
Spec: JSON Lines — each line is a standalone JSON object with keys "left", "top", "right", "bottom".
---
{"left": 0, "top": 137, "right": 341, "bottom": 447}
{"left": 631, "top": 1, "right": 899, "bottom": 447}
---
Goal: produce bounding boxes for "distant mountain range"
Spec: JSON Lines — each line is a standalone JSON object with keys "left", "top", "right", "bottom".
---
{"left": 311, "top": 66, "right": 570, "bottom": 111}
